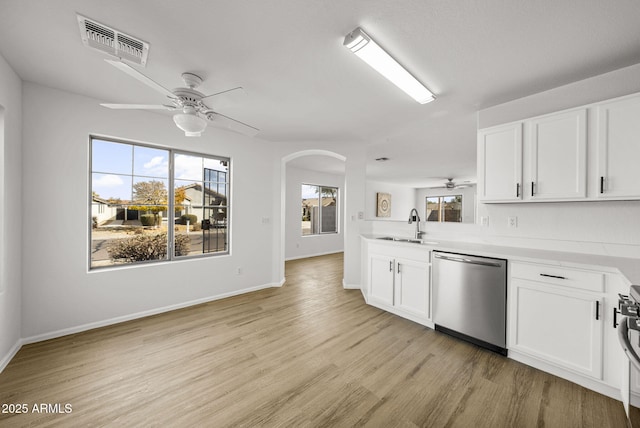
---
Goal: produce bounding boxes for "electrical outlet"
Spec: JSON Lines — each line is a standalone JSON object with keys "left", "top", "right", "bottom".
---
{"left": 508, "top": 216, "right": 518, "bottom": 228}
{"left": 480, "top": 216, "right": 489, "bottom": 226}
{"left": 236, "top": 267, "right": 243, "bottom": 275}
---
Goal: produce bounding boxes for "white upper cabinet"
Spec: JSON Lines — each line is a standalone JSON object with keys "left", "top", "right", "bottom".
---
{"left": 478, "top": 91, "right": 640, "bottom": 203}
{"left": 529, "top": 108, "right": 587, "bottom": 200}
{"left": 478, "top": 122, "right": 523, "bottom": 202}
{"left": 596, "top": 93, "right": 640, "bottom": 199}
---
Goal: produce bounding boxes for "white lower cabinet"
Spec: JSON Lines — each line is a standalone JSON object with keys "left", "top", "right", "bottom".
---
{"left": 369, "top": 254, "right": 395, "bottom": 306}
{"left": 509, "top": 277, "right": 604, "bottom": 379}
{"left": 394, "top": 258, "right": 430, "bottom": 319}
{"left": 366, "top": 243, "right": 431, "bottom": 325}
{"left": 363, "top": 239, "right": 628, "bottom": 400}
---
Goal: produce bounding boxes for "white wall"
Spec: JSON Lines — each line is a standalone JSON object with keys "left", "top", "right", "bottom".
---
{"left": 365, "top": 180, "right": 417, "bottom": 221}
{"left": 20, "top": 82, "right": 279, "bottom": 340}
{"left": 0, "top": 52, "right": 22, "bottom": 370}
{"left": 285, "top": 165, "right": 344, "bottom": 260}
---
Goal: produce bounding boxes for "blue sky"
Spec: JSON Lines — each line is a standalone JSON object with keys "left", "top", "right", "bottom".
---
{"left": 92, "top": 139, "right": 227, "bottom": 201}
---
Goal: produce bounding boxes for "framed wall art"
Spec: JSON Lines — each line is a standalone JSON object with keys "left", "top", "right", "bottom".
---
{"left": 376, "top": 192, "right": 391, "bottom": 217}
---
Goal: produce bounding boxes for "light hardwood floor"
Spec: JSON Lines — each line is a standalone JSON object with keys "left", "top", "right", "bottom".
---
{"left": 0, "top": 253, "right": 629, "bottom": 427}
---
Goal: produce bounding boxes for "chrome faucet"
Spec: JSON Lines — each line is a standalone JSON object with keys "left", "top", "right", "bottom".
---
{"left": 408, "top": 208, "right": 424, "bottom": 239}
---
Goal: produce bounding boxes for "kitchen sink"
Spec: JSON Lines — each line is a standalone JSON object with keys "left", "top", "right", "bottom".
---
{"left": 394, "top": 238, "right": 423, "bottom": 244}
{"left": 376, "top": 236, "right": 439, "bottom": 245}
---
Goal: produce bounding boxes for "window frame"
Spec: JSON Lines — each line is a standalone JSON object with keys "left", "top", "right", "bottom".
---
{"left": 89, "top": 135, "right": 231, "bottom": 270}
{"left": 425, "top": 194, "right": 463, "bottom": 223}
{"left": 301, "top": 183, "right": 339, "bottom": 236}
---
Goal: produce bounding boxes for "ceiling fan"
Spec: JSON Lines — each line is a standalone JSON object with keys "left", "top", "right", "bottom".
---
{"left": 431, "top": 178, "right": 472, "bottom": 190}
{"left": 100, "top": 59, "right": 259, "bottom": 137}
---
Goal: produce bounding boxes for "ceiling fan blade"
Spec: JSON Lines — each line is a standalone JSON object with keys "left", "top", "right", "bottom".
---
{"left": 105, "top": 59, "right": 176, "bottom": 99}
{"left": 201, "top": 86, "right": 245, "bottom": 100}
{"left": 201, "top": 87, "right": 247, "bottom": 111}
{"left": 101, "top": 103, "right": 176, "bottom": 110}
{"left": 209, "top": 112, "right": 259, "bottom": 137}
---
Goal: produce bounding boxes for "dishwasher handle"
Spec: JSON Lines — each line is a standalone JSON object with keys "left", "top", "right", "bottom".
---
{"left": 433, "top": 253, "right": 503, "bottom": 268}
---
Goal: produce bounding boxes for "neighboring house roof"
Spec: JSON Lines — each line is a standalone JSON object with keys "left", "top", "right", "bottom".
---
{"left": 92, "top": 196, "right": 110, "bottom": 205}
{"left": 180, "top": 183, "right": 227, "bottom": 204}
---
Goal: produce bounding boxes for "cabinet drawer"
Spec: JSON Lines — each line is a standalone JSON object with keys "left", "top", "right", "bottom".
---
{"left": 510, "top": 262, "right": 604, "bottom": 293}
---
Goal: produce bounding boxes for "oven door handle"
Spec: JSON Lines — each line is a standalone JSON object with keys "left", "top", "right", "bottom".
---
{"left": 618, "top": 316, "right": 640, "bottom": 372}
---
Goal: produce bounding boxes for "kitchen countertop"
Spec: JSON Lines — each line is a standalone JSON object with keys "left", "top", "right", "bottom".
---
{"left": 361, "top": 234, "right": 640, "bottom": 286}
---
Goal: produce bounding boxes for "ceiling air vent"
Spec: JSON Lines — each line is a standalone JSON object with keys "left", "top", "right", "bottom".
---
{"left": 77, "top": 14, "right": 149, "bottom": 66}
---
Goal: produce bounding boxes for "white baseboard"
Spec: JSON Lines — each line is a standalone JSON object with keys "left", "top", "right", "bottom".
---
{"left": 285, "top": 250, "right": 344, "bottom": 261}
{"left": 342, "top": 279, "right": 360, "bottom": 290}
{"left": 0, "top": 339, "right": 24, "bottom": 374}
{"left": 21, "top": 281, "right": 282, "bottom": 346}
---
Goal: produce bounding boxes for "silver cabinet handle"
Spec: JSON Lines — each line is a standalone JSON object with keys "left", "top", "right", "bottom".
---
{"left": 389, "top": 261, "right": 393, "bottom": 272}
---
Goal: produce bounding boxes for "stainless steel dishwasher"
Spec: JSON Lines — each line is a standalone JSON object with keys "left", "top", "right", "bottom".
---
{"left": 432, "top": 251, "right": 507, "bottom": 355}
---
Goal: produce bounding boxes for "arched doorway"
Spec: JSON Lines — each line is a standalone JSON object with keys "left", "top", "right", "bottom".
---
{"left": 279, "top": 150, "right": 346, "bottom": 285}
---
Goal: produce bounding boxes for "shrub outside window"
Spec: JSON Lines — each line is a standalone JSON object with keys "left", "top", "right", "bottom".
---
{"left": 90, "top": 137, "right": 230, "bottom": 269}
{"left": 301, "top": 184, "right": 338, "bottom": 236}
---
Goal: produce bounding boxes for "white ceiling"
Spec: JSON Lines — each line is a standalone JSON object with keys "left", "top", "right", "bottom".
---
{"left": 1, "top": 0, "right": 639, "bottom": 187}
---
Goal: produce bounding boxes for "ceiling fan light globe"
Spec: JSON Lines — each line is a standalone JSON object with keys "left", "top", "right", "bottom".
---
{"left": 173, "top": 112, "right": 207, "bottom": 136}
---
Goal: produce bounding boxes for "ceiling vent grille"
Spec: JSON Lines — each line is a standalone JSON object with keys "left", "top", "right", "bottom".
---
{"left": 77, "top": 15, "right": 149, "bottom": 66}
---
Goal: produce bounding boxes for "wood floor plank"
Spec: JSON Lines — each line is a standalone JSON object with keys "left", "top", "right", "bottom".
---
{"left": 0, "top": 252, "right": 629, "bottom": 427}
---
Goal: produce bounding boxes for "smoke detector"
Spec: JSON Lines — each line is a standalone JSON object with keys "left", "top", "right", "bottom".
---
{"left": 77, "top": 14, "right": 149, "bottom": 66}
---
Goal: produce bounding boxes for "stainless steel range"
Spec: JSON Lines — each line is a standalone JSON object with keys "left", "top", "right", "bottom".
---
{"left": 618, "top": 285, "right": 640, "bottom": 427}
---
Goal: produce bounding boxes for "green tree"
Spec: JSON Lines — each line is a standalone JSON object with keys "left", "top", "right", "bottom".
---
{"left": 131, "top": 180, "right": 168, "bottom": 226}
{"left": 129, "top": 181, "right": 189, "bottom": 226}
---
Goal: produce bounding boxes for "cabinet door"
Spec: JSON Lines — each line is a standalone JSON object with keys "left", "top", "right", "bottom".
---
{"left": 478, "top": 122, "right": 523, "bottom": 202}
{"left": 597, "top": 94, "right": 640, "bottom": 199}
{"left": 509, "top": 278, "right": 603, "bottom": 379}
{"left": 369, "top": 254, "right": 394, "bottom": 306}
{"left": 529, "top": 109, "right": 587, "bottom": 200}
{"left": 394, "top": 258, "right": 430, "bottom": 319}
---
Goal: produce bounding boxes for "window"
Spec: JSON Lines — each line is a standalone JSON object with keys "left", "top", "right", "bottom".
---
{"left": 301, "top": 184, "right": 338, "bottom": 236}
{"left": 90, "top": 137, "right": 230, "bottom": 269}
{"left": 426, "top": 195, "right": 462, "bottom": 223}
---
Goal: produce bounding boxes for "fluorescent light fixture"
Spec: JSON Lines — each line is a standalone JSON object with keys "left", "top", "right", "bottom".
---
{"left": 173, "top": 107, "right": 207, "bottom": 137}
{"left": 344, "top": 27, "right": 435, "bottom": 104}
